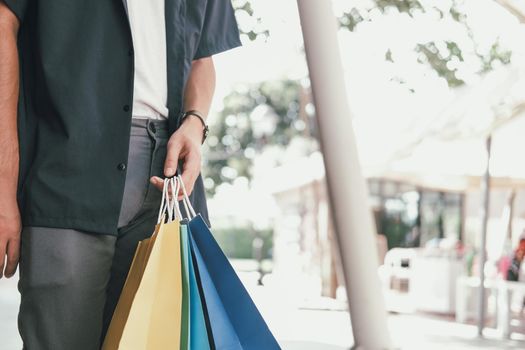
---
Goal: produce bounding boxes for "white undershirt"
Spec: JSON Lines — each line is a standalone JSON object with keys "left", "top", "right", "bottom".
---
{"left": 127, "top": 0, "right": 169, "bottom": 119}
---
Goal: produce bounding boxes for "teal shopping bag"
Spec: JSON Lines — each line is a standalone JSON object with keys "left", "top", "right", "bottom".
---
{"left": 181, "top": 223, "right": 211, "bottom": 350}
{"left": 180, "top": 224, "right": 191, "bottom": 349}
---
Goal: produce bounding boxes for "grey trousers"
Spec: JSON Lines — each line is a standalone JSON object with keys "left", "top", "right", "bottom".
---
{"left": 17, "top": 118, "right": 171, "bottom": 350}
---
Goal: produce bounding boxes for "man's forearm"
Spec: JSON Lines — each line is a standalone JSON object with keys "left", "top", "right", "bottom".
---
{"left": 0, "top": 5, "right": 20, "bottom": 214}
{"left": 153, "top": 56, "right": 215, "bottom": 192}
{"left": 183, "top": 56, "right": 216, "bottom": 124}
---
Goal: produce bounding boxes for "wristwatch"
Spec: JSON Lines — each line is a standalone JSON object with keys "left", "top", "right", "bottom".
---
{"left": 180, "top": 110, "right": 209, "bottom": 144}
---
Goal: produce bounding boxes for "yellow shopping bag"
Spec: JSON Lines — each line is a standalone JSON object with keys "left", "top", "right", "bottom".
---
{"left": 103, "top": 179, "right": 183, "bottom": 350}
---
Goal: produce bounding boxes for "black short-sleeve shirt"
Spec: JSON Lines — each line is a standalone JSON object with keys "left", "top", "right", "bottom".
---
{"left": 4, "top": 0, "right": 242, "bottom": 235}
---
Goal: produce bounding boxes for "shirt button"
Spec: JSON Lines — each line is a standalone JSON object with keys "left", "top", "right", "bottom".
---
{"left": 123, "top": 105, "right": 130, "bottom": 112}
{"left": 117, "top": 163, "right": 127, "bottom": 171}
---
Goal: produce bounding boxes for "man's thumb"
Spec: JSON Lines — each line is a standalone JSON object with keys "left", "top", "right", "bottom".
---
{"left": 164, "top": 142, "right": 181, "bottom": 177}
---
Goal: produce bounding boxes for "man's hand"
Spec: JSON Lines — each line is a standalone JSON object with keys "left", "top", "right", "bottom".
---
{"left": 150, "top": 56, "right": 215, "bottom": 200}
{"left": 150, "top": 116, "right": 204, "bottom": 200}
{"left": 0, "top": 1, "right": 22, "bottom": 279}
{"left": 0, "top": 206, "right": 21, "bottom": 279}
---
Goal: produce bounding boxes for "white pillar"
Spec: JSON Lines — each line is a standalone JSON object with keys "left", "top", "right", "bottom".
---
{"left": 478, "top": 136, "right": 492, "bottom": 336}
{"left": 296, "top": 1, "right": 393, "bottom": 349}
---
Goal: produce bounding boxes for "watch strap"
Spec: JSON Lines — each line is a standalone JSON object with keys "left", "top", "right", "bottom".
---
{"left": 180, "top": 110, "right": 209, "bottom": 144}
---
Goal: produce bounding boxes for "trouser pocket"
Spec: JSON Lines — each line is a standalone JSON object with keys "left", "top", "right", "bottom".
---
{"left": 118, "top": 119, "right": 169, "bottom": 228}
{"left": 117, "top": 132, "right": 153, "bottom": 228}
{"left": 140, "top": 136, "right": 167, "bottom": 212}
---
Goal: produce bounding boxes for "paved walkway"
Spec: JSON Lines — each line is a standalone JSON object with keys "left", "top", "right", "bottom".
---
{"left": 1, "top": 271, "right": 524, "bottom": 349}
{"left": 0, "top": 272, "right": 21, "bottom": 350}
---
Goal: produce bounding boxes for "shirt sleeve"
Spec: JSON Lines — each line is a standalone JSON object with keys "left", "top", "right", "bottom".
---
{"left": 193, "top": 0, "right": 242, "bottom": 60}
{"left": 3, "top": 0, "right": 31, "bottom": 23}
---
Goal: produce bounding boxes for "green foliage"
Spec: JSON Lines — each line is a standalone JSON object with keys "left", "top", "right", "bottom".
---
{"left": 215, "top": 0, "right": 514, "bottom": 206}
{"left": 415, "top": 42, "right": 465, "bottom": 87}
{"left": 380, "top": 213, "right": 412, "bottom": 249}
{"left": 338, "top": 0, "right": 512, "bottom": 88}
{"left": 375, "top": 0, "right": 424, "bottom": 13}
{"left": 233, "top": 0, "right": 269, "bottom": 41}
{"left": 479, "top": 42, "right": 512, "bottom": 73}
{"left": 232, "top": 0, "right": 513, "bottom": 88}
{"left": 339, "top": 0, "right": 423, "bottom": 31}
{"left": 203, "top": 80, "right": 308, "bottom": 195}
{"left": 213, "top": 226, "right": 274, "bottom": 259}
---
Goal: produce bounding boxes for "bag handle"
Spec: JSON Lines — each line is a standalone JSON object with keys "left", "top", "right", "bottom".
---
{"left": 177, "top": 174, "right": 197, "bottom": 219}
{"left": 157, "top": 178, "right": 170, "bottom": 224}
{"left": 179, "top": 179, "right": 192, "bottom": 219}
{"left": 156, "top": 177, "right": 183, "bottom": 223}
{"left": 169, "top": 177, "right": 183, "bottom": 221}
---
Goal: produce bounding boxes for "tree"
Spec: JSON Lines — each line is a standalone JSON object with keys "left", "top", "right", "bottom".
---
{"left": 203, "top": 80, "right": 313, "bottom": 195}
{"left": 234, "top": 0, "right": 512, "bottom": 89}
{"left": 232, "top": 0, "right": 269, "bottom": 41}
{"left": 203, "top": 0, "right": 514, "bottom": 195}
{"left": 338, "top": 0, "right": 512, "bottom": 88}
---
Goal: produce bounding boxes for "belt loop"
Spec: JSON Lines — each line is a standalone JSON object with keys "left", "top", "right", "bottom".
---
{"left": 146, "top": 119, "right": 156, "bottom": 134}
{"left": 145, "top": 118, "right": 169, "bottom": 141}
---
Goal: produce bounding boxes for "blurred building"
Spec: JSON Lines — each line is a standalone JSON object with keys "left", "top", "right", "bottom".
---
{"left": 260, "top": 152, "right": 525, "bottom": 303}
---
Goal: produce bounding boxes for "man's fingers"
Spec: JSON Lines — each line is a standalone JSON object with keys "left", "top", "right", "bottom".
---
{"left": 150, "top": 176, "right": 179, "bottom": 202}
{"left": 179, "top": 146, "right": 201, "bottom": 199}
{"left": 0, "top": 239, "right": 6, "bottom": 279}
{"left": 179, "top": 172, "right": 196, "bottom": 199}
{"left": 150, "top": 176, "right": 164, "bottom": 192}
{"left": 4, "top": 238, "right": 19, "bottom": 278}
{"left": 163, "top": 133, "right": 202, "bottom": 201}
{"left": 164, "top": 139, "right": 181, "bottom": 177}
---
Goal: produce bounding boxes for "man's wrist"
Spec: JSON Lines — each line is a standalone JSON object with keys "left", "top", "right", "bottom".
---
{"left": 179, "top": 110, "right": 209, "bottom": 144}
{"left": 180, "top": 115, "right": 204, "bottom": 136}
{"left": 0, "top": 195, "right": 20, "bottom": 219}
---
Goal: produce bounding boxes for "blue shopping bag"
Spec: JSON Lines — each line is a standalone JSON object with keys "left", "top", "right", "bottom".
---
{"left": 190, "top": 232, "right": 241, "bottom": 349}
{"left": 187, "top": 214, "right": 281, "bottom": 350}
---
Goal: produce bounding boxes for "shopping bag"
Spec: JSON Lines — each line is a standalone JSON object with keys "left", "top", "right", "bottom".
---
{"left": 102, "top": 228, "right": 158, "bottom": 349}
{"left": 181, "top": 223, "right": 211, "bottom": 350}
{"left": 180, "top": 223, "right": 191, "bottom": 350}
{"left": 178, "top": 175, "right": 281, "bottom": 350}
{"left": 103, "top": 178, "right": 184, "bottom": 350}
{"left": 189, "top": 230, "right": 242, "bottom": 349}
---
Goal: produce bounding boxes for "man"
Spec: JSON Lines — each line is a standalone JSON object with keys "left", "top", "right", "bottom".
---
{"left": 0, "top": 0, "right": 241, "bottom": 348}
